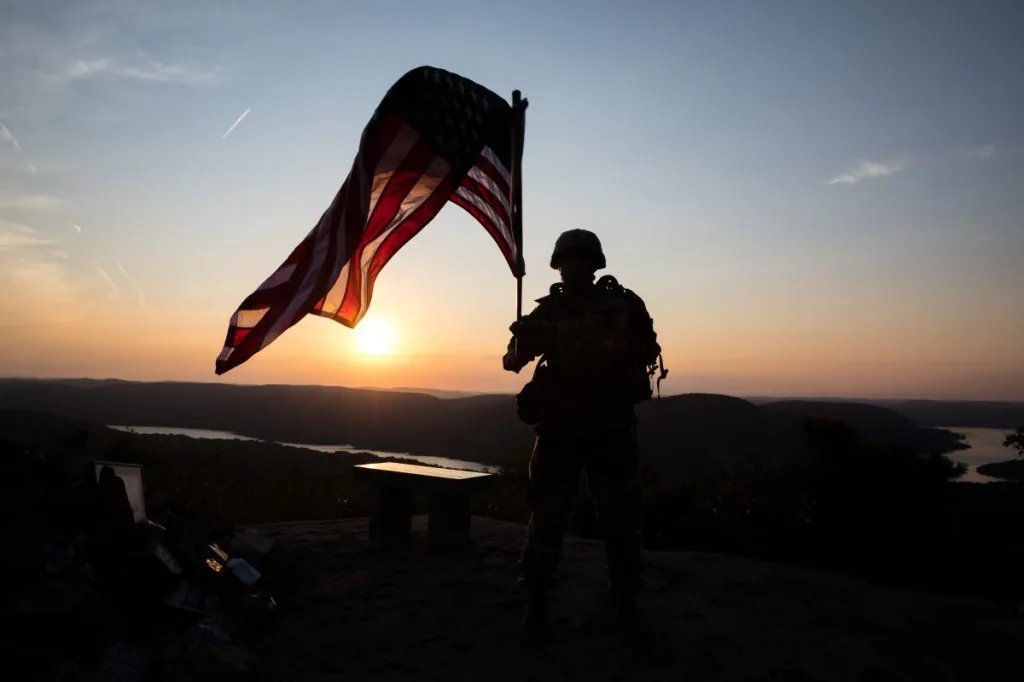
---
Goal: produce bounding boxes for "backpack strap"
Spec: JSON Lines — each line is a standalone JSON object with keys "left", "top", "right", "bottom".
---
{"left": 650, "top": 352, "right": 669, "bottom": 398}
{"left": 596, "top": 274, "right": 621, "bottom": 293}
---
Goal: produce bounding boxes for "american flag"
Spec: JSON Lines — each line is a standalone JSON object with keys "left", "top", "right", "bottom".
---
{"left": 216, "top": 67, "right": 520, "bottom": 375}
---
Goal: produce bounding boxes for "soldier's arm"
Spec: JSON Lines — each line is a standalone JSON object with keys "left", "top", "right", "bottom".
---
{"left": 502, "top": 305, "right": 553, "bottom": 373}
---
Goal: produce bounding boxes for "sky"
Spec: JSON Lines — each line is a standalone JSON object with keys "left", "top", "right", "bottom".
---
{"left": 1, "top": 0, "right": 1022, "bottom": 400}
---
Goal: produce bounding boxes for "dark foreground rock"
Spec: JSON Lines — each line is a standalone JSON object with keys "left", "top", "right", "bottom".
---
{"left": 2, "top": 432, "right": 294, "bottom": 681}
{"left": 252, "top": 516, "right": 1023, "bottom": 682}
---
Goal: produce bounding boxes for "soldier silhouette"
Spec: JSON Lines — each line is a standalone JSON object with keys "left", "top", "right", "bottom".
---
{"left": 503, "top": 229, "right": 663, "bottom": 637}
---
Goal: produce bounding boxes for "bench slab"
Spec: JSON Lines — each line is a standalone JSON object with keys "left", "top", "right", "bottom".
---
{"left": 353, "top": 462, "right": 494, "bottom": 549}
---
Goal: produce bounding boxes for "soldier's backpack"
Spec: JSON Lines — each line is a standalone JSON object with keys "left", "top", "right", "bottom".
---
{"left": 596, "top": 275, "right": 669, "bottom": 401}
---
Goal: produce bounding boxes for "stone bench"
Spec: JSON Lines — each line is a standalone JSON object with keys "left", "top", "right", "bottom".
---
{"left": 353, "top": 462, "right": 494, "bottom": 549}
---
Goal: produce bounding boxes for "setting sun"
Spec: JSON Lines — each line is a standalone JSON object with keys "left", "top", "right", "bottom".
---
{"left": 355, "top": 318, "right": 397, "bottom": 355}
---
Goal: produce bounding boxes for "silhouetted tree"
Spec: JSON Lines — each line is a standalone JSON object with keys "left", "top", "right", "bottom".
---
{"left": 1004, "top": 427, "right": 1024, "bottom": 457}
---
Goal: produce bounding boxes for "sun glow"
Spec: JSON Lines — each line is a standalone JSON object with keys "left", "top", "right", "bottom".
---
{"left": 355, "top": 318, "right": 397, "bottom": 355}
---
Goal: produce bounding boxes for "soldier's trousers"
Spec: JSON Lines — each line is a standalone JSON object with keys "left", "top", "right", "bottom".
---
{"left": 518, "top": 426, "right": 644, "bottom": 596}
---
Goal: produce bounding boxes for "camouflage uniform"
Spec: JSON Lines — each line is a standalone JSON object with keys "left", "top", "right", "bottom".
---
{"left": 505, "top": 273, "right": 659, "bottom": 601}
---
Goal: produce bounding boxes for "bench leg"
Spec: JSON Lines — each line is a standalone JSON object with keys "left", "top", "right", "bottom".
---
{"left": 428, "top": 492, "right": 471, "bottom": 550}
{"left": 370, "top": 486, "right": 412, "bottom": 542}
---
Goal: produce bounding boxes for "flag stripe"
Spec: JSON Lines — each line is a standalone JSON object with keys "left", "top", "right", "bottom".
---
{"left": 480, "top": 146, "right": 511, "bottom": 184}
{"left": 260, "top": 199, "right": 341, "bottom": 350}
{"left": 449, "top": 146, "right": 516, "bottom": 269}
{"left": 454, "top": 184, "right": 513, "bottom": 248}
{"left": 472, "top": 150, "right": 511, "bottom": 197}
{"left": 306, "top": 146, "right": 369, "bottom": 321}
{"left": 232, "top": 307, "right": 270, "bottom": 328}
{"left": 244, "top": 116, "right": 387, "bottom": 357}
{"left": 363, "top": 124, "right": 420, "bottom": 228}
{"left": 361, "top": 136, "right": 436, "bottom": 245}
{"left": 359, "top": 158, "right": 450, "bottom": 310}
{"left": 256, "top": 263, "right": 297, "bottom": 292}
{"left": 449, "top": 191, "right": 516, "bottom": 271}
{"left": 313, "top": 115, "right": 410, "bottom": 320}
{"left": 336, "top": 135, "right": 436, "bottom": 323}
{"left": 361, "top": 172, "right": 458, "bottom": 318}
{"left": 315, "top": 133, "right": 447, "bottom": 325}
{"left": 310, "top": 155, "right": 368, "bottom": 317}
{"left": 219, "top": 216, "right": 321, "bottom": 366}
{"left": 225, "top": 139, "right": 370, "bottom": 363}
{"left": 466, "top": 165, "right": 511, "bottom": 215}
{"left": 457, "top": 176, "right": 512, "bottom": 239}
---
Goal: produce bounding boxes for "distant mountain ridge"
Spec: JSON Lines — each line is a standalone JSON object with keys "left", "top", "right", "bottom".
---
{"left": 746, "top": 395, "right": 1024, "bottom": 429}
{"left": 760, "top": 400, "right": 961, "bottom": 454}
{"left": 0, "top": 379, "right": 965, "bottom": 482}
{"left": 371, "top": 386, "right": 487, "bottom": 399}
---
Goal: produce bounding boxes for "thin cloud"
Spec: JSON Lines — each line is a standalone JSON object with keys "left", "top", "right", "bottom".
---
{"left": 0, "top": 120, "right": 38, "bottom": 174}
{"left": 222, "top": 108, "right": 251, "bottom": 138}
{"left": 827, "top": 159, "right": 909, "bottom": 186}
{"left": 67, "top": 58, "right": 114, "bottom": 78}
{"left": 94, "top": 261, "right": 119, "bottom": 299}
{"left": 0, "top": 252, "right": 83, "bottom": 328}
{"left": 964, "top": 144, "right": 995, "bottom": 159}
{"left": 0, "top": 258, "right": 78, "bottom": 325}
{"left": 67, "top": 57, "right": 221, "bottom": 85}
{"left": 0, "top": 194, "right": 64, "bottom": 210}
{"left": 115, "top": 259, "right": 147, "bottom": 308}
{"left": 0, "top": 221, "right": 56, "bottom": 250}
{"left": 0, "top": 220, "right": 79, "bottom": 326}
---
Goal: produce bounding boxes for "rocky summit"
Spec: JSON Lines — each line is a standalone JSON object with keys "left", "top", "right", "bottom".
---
{"left": 251, "top": 516, "right": 1023, "bottom": 682}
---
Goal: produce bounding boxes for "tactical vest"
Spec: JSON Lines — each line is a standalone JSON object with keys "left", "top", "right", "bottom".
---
{"left": 515, "top": 276, "right": 664, "bottom": 425}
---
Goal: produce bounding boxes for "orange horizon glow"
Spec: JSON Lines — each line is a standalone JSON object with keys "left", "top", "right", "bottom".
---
{"left": 2, "top": 293, "right": 1021, "bottom": 401}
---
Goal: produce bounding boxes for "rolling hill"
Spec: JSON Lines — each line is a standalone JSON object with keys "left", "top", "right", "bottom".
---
{"left": 0, "top": 379, "right": 964, "bottom": 483}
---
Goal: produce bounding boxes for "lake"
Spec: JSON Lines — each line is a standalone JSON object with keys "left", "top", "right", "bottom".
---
{"left": 108, "top": 425, "right": 498, "bottom": 473}
{"left": 941, "top": 426, "right": 1018, "bottom": 483}
{"left": 108, "top": 424, "right": 1015, "bottom": 483}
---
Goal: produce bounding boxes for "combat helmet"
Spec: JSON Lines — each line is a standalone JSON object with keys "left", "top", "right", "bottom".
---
{"left": 549, "top": 229, "right": 606, "bottom": 270}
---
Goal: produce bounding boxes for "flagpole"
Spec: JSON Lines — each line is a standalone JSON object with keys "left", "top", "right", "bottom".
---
{"left": 510, "top": 89, "right": 528, "bottom": 322}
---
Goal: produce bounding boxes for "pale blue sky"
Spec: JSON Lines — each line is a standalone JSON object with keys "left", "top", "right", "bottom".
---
{"left": 1, "top": 1, "right": 1022, "bottom": 399}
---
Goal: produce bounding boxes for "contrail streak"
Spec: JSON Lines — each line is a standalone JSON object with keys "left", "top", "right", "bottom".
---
{"left": 0, "top": 120, "right": 37, "bottom": 174}
{"left": 116, "top": 259, "right": 147, "bottom": 308}
{"left": 95, "top": 261, "right": 119, "bottom": 299}
{"left": 0, "top": 122, "right": 23, "bottom": 152}
{"left": 222, "top": 108, "right": 251, "bottom": 138}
